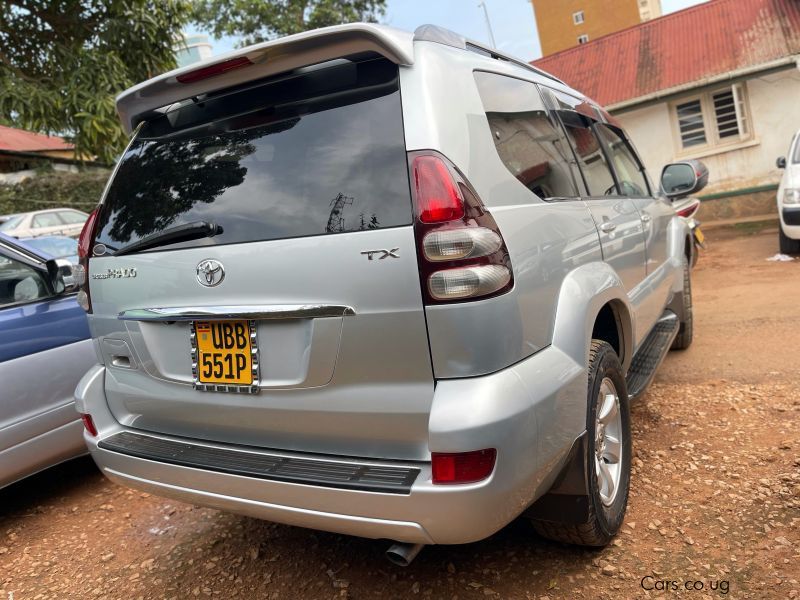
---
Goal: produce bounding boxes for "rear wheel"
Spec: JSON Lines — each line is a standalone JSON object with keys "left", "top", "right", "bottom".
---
{"left": 779, "top": 226, "right": 800, "bottom": 254}
{"left": 531, "top": 340, "right": 631, "bottom": 546}
{"left": 671, "top": 257, "right": 693, "bottom": 350}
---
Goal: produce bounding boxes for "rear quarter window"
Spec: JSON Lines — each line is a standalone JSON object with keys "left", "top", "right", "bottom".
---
{"left": 473, "top": 71, "right": 581, "bottom": 201}
{"left": 94, "top": 59, "right": 411, "bottom": 253}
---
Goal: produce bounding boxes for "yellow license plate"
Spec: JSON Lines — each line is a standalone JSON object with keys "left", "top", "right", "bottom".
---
{"left": 194, "top": 320, "right": 254, "bottom": 386}
{"left": 694, "top": 227, "right": 705, "bottom": 245}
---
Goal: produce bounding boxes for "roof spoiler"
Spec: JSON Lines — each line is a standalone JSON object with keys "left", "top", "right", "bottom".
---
{"left": 115, "top": 23, "right": 414, "bottom": 134}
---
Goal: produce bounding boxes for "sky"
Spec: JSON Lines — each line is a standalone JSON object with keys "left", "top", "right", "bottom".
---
{"left": 193, "top": 0, "right": 708, "bottom": 63}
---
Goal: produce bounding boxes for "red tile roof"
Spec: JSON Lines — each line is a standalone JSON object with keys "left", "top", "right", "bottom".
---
{"left": 532, "top": 0, "right": 800, "bottom": 108}
{"left": 0, "top": 125, "right": 73, "bottom": 152}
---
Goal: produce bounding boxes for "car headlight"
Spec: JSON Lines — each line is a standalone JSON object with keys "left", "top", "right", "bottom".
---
{"left": 784, "top": 189, "right": 800, "bottom": 204}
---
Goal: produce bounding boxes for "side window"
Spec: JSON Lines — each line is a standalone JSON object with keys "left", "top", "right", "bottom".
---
{"left": 594, "top": 124, "right": 650, "bottom": 197}
{"left": 558, "top": 110, "right": 617, "bottom": 197}
{"left": 473, "top": 71, "right": 581, "bottom": 200}
{"left": 32, "top": 212, "right": 63, "bottom": 228}
{"left": 57, "top": 210, "right": 88, "bottom": 225}
{"left": 0, "top": 255, "right": 50, "bottom": 307}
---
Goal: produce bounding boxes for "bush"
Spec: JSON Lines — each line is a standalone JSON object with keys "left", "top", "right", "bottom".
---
{"left": 0, "top": 169, "right": 110, "bottom": 216}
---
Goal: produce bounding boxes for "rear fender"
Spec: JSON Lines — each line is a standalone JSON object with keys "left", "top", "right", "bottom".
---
{"left": 667, "top": 216, "right": 692, "bottom": 294}
{"left": 551, "top": 262, "right": 634, "bottom": 374}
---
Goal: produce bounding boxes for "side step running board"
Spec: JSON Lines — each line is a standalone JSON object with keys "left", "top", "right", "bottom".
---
{"left": 626, "top": 311, "right": 679, "bottom": 401}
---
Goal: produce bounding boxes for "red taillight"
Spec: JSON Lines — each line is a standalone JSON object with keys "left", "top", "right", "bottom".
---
{"left": 176, "top": 56, "right": 253, "bottom": 84}
{"left": 676, "top": 201, "right": 700, "bottom": 219}
{"left": 432, "top": 449, "right": 496, "bottom": 484}
{"left": 77, "top": 206, "right": 101, "bottom": 313}
{"left": 408, "top": 151, "right": 513, "bottom": 304}
{"left": 78, "top": 206, "right": 100, "bottom": 259}
{"left": 80, "top": 414, "right": 98, "bottom": 437}
{"left": 412, "top": 155, "right": 465, "bottom": 223}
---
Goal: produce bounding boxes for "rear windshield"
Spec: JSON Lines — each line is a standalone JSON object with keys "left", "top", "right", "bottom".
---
{"left": 94, "top": 58, "right": 411, "bottom": 253}
{"left": 0, "top": 216, "right": 23, "bottom": 232}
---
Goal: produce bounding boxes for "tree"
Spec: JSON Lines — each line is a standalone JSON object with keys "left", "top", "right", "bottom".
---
{"left": 0, "top": 1, "right": 191, "bottom": 163}
{"left": 191, "top": 0, "right": 387, "bottom": 47}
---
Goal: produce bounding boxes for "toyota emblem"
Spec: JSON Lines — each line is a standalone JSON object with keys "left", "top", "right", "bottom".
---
{"left": 196, "top": 259, "right": 225, "bottom": 287}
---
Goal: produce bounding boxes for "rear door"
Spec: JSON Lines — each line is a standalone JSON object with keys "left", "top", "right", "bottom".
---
{"left": 594, "top": 123, "right": 673, "bottom": 335}
{"left": 551, "top": 103, "right": 647, "bottom": 295}
{"left": 87, "top": 58, "right": 435, "bottom": 460}
{"left": 0, "top": 238, "right": 92, "bottom": 485}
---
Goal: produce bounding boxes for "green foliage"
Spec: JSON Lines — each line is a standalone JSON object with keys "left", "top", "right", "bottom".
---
{"left": 0, "top": 170, "right": 110, "bottom": 216}
{"left": 191, "top": 0, "right": 387, "bottom": 46}
{"left": 0, "top": 1, "right": 192, "bottom": 163}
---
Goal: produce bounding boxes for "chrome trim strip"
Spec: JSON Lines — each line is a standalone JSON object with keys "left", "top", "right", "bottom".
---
{"left": 119, "top": 304, "right": 356, "bottom": 321}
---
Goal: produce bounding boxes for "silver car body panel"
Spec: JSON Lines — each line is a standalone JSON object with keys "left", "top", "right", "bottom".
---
{"left": 0, "top": 339, "right": 94, "bottom": 488}
{"left": 87, "top": 227, "right": 435, "bottom": 460}
{"left": 78, "top": 25, "right": 691, "bottom": 543}
{"left": 79, "top": 337, "right": 585, "bottom": 544}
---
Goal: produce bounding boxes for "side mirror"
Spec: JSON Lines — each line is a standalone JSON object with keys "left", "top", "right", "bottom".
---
{"left": 776, "top": 156, "right": 787, "bottom": 169}
{"left": 46, "top": 258, "right": 80, "bottom": 295}
{"left": 660, "top": 160, "right": 709, "bottom": 200}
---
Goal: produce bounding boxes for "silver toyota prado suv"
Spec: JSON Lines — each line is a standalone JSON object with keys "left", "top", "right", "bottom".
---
{"left": 74, "top": 24, "right": 705, "bottom": 564}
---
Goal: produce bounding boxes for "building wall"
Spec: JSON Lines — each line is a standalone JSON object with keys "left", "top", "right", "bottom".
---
{"left": 175, "top": 33, "right": 213, "bottom": 68}
{"left": 532, "top": 0, "right": 641, "bottom": 56}
{"left": 615, "top": 68, "right": 800, "bottom": 195}
{"left": 638, "top": 0, "right": 662, "bottom": 21}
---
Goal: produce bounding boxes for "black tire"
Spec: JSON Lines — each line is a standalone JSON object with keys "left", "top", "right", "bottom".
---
{"left": 531, "top": 341, "right": 631, "bottom": 547}
{"left": 670, "top": 257, "right": 693, "bottom": 350}
{"left": 779, "top": 226, "right": 800, "bottom": 254}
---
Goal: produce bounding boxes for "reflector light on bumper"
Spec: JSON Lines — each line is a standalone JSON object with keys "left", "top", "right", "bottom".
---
{"left": 432, "top": 449, "right": 497, "bottom": 484}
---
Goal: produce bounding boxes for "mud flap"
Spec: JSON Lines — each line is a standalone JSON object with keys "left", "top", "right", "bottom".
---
{"left": 524, "top": 432, "right": 591, "bottom": 524}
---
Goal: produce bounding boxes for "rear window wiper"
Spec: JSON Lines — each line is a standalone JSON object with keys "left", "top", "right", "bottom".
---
{"left": 113, "top": 221, "right": 223, "bottom": 256}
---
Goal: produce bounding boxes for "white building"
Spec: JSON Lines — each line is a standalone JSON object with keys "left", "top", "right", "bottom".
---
{"left": 534, "top": 0, "right": 800, "bottom": 201}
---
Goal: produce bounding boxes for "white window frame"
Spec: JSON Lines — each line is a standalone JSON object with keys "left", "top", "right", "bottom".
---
{"left": 671, "top": 83, "right": 753, "bottom": 155}
{"left": 577, "top": 34, "right": 589, "bottom": 44}
{"left": 573, "top": 10, "right": 585, "bottom": 25}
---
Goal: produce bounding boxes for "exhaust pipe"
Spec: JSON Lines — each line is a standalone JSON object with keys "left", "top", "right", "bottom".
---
{"left": 385, "top": 542, "right": 425, "bottom": 567}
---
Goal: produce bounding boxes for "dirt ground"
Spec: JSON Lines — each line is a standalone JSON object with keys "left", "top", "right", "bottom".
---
{"left": 1, "top": 226, "right": 798, "bottom": 600}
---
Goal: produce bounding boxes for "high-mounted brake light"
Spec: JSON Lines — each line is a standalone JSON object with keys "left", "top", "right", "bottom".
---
{"left": 76, "top": 206, "right": 101, "bottom": 313}
{"left": 432, "top": 449, "right": 496, "bottom": 484}
{"left": 408, "top": 151, "right": 513, "bottom": 304}
{"left": 176, "top": 56, "right": 253, "bottom": 84}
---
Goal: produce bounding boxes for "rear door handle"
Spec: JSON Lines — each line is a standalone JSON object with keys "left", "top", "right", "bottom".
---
{"left": 600, "top": 222, "right": 617, "bottom": 233}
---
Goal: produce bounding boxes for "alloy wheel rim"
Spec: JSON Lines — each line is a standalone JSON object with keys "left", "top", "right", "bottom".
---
{"left": 595, "top": 377, "right": 623, "bottom": 507}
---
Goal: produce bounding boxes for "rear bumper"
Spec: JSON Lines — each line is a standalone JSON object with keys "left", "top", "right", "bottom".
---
{"left": 75, "top": 345, "right": 585, "bottom": 545}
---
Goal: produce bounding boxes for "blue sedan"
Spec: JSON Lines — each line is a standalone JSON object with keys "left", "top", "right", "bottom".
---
{"left": 0, "top": 233, "right": 95, "bottom": 488}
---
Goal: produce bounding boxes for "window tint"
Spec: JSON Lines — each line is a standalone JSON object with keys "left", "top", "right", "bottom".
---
{"left": 474, "top": 71, "right": 580, "bottom": 200}
{"left": 595, "top": 124, "right": 650, "bottom": 197}
{"left": 558, "top": 111, "right": 617, "bottom": 197}
{"left": 0, "top": 255, "right": 49, "bottom": 307}
{"left": 32, "top": 212, "right": 62, "bottom": 228}
{"left": 94, "top": 59, "right": 411, "bottom": 253}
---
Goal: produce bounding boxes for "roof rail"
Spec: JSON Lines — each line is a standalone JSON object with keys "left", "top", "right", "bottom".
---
{"left": 413, "top": 24, "right": 564, "bottom": 85}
